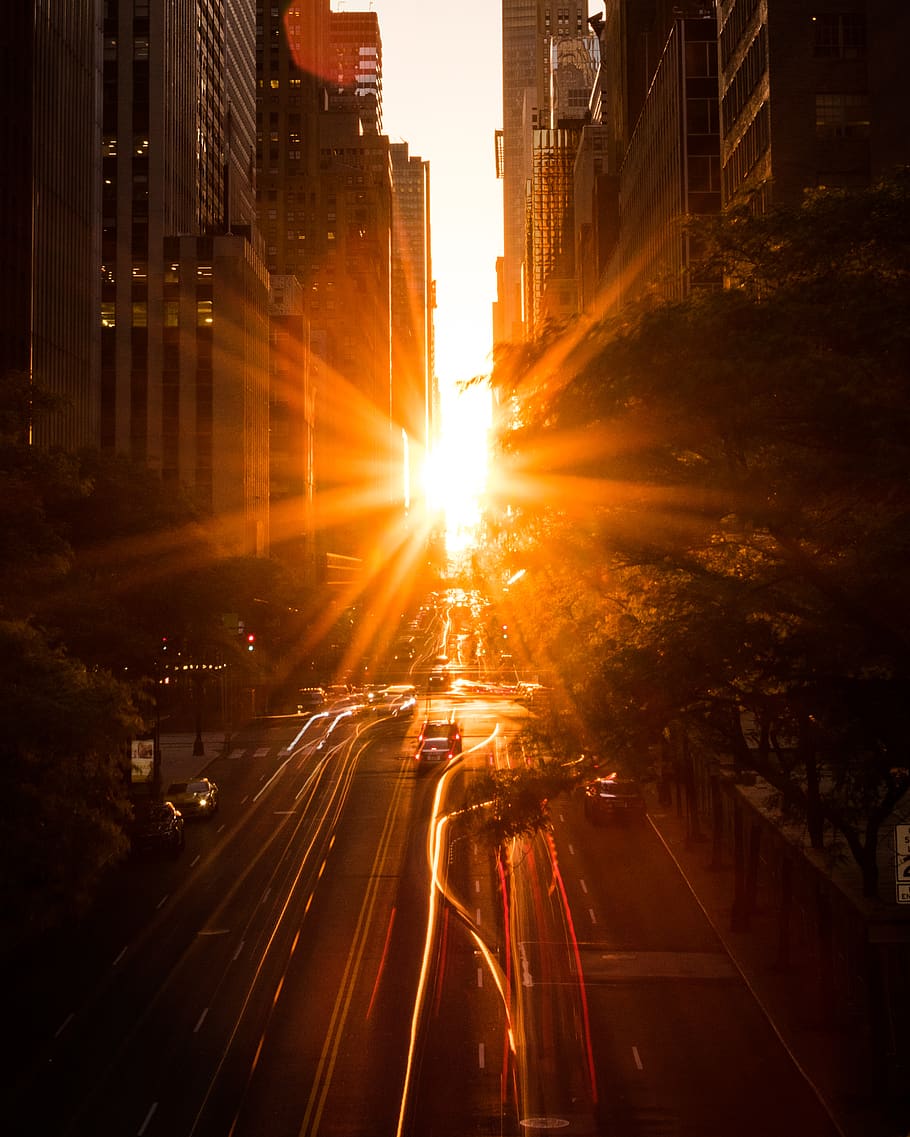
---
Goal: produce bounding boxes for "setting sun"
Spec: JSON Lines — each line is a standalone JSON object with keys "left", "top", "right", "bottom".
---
{"left": 424, "top": 381, "right": 492, "bottom": 554}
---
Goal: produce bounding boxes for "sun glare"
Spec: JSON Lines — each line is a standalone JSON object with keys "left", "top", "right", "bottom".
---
{"left": 424, "top": 383, "right": 492, "bottom": 554}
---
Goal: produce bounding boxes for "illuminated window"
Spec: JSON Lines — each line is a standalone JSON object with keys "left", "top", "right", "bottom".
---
{"left": 197, "top": 299, "right": 213, "bottom": 326}
{"left": 164, "top": 300, "right": 179, "bottom": 327}
{"left": 270, "top": 79, "right": 279, "bottom": 90}
{"left": 101, "top": 301, "right": 116, "bottom": 328}
{"left": 164, "top": 263, "right": 180, "bottom": 283}
{"left": 132, "top": 301, "right": 147, "bottom": 327}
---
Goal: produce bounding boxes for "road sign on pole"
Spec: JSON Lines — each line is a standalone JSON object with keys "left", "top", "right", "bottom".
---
{"left": 895, "top": 824, "right": 910, "bottom": 904}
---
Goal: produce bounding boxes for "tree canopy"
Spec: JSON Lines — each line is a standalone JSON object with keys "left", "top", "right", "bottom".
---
{"left": 484, "top": 170, "right": 910, "bottom": 896}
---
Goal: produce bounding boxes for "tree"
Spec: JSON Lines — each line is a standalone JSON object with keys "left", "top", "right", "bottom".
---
{"left": 485, "top": 172, "right": 910, "bottom": 896}
{"left": 0, "top": 620, "right": 143, "bottom": 947}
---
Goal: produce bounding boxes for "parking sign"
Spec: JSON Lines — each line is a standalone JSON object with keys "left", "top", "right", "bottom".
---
{"left": 896, "top": 824, "right": 910, "bottom": 904}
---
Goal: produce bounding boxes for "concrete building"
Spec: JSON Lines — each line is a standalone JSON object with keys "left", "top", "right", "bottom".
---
{"left": 161, "top": 234, "right": 270, "bottom": 554}
{"left": 390, "top": 142, "right": 434, "bottom": 515}
{"left": 0, "top": 0, "right": 101, "bottom": 450}
{"left": 268, "top": 274, "right": 315, "bottom": 562}
{"left": 526, "top": 32, "right": 600, "bottom": 333}
{"left": 500, "top": 0, "right": 590, "bottom": 345}
{"left": 257, "top": 2, "right": 422, "bottom": 566}
{"left": 718, "top": 0, "right": 910, "bottom": 209}
{"left": 328, "top": 8, "right": 383, "bottom": 135}
{"left": 610, "top": 14, "right": 721, "bottom": 309}
{"left": 100, "top": 0, "right": 269, "bottom": 553}
{"left": 577, "top": 4, "right": 723, "bottom": 315}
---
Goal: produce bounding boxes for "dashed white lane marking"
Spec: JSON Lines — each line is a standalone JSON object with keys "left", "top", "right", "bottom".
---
{"left": 194, "top": 1008, "right": 208, "bottom": 1033}
{"left": 138, "top": 1102, "right": 158, "bottom": 1135}
{"left": 632, "top": 1045, "right": 644, "bottom": 1070}
{"left": 54, "top": 1012, "right": 75, "bottom": 1039}
{"left": 579, "top": 878, "right": 588, "bottom": 894}
{"left": 479, "top": 1042, "right": 486, "bottom": 1069}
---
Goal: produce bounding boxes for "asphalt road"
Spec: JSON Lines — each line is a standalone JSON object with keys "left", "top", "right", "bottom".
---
{"left": 4, "top": 694, "right": 846, "bottom": 1137}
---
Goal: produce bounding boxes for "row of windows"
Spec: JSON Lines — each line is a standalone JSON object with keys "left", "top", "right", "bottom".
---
{"left": 811, "top": 14, "right": 866, "bottom": 59}
{"left": 100, "top": 300, "right": 215, "bottom": 328}
{"left": 720, "top": 0, "right": 761, "bottom": 69}
{"left": 257, "top": 78, "right": 303, "bottom": 90}
{"left": 816, "top": 93, "right": 870, "bottom": 137}
{"left": 722, "top": 100, "right": 769, "bottom": 200}
{"left": 722, "top": 25, "right": 766, "bottom": 135}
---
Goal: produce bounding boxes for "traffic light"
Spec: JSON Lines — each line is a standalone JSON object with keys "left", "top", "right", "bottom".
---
{"left": 246, "top": 632, "right": 256, "bottom": 652}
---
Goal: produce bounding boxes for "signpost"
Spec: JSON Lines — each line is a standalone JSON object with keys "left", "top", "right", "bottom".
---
{"left": 896, "top": 824, "right": 910, "bottom": 904}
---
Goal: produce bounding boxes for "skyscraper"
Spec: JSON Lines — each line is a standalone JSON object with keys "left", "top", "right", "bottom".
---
{"left": 391, "top": 142, "right": 433, "bottom": 511}
{"left": 1, "top": 0, "right": 101, "bottom": 450}
{"left": 101, "top": 0, "right": 269, "bottom": 552}
{"left": 718, "top": 0, "right": 910, "bottom": 209}
{"left": 257, "top": 2, "right": 427, "bottom": 565}
{"left": 500, "top": 0, "right": 590, "bottom": 345}
{"left": 328, "top": 8, "right": 383, "bottom": 134}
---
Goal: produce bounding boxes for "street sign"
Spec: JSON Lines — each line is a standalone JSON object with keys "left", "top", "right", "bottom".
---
{"left": 895, "top": 824, "right": 910, "bottom": 904}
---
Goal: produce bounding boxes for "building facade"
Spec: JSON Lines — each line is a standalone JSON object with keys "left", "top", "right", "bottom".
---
{"left": 257, "top": 2, "right": 427, "bottom": 565}
{"left": 1, "top": 0, "right": 101, "bottom": 450}
{"left": 391, "top": 142, "right": 433, "bottom": 513}
{"left": 500, "top": 0, "right": 590, "bottom": 346}
{"left": 718, "top": 0, "right": 910, "bottom": 210}
{"left": 609, "top": 14, "right": 721, "bottom": 309}
{"left": 100, "top": 0, "right": 269, "bottom": 553}
{"left": 328, "top": 8, "right": 382, "bottom": 134}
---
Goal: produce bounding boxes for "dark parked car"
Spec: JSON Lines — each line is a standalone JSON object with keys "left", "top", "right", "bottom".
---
{"left": 583, "top": 776, "right": 648, "bottom": 824}
{"left": 129, "top": 799, "right": 185, "bottom": 857}
{"left": 414, "top": 719, "right": 462, "bottom": 771}
{"left": 165, "top": 778, "right": 219, "bottom": 819}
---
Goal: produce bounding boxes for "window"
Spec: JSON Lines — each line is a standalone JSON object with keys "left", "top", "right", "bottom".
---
{"left": 101, "top": 301, "right": 116, "bottom": 328}
{"left": 132, "top": 301, "right": 147, "bottom": 327}
{"left": 688, "top": 97, "right": 719, "bottom": 135}
{"left": 197, "top": 299, "right": 213, "bottom": 326}
{"left": 164, "top": 301, "right": 179, "bottom": 327}
{"left": 816, "top": 93, "right": 870, "bottom": 138}
{"left": 811, "top": 14, "right": 866, "bottom": 59}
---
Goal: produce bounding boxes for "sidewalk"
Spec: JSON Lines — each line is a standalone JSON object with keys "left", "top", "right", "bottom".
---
{"left": 644, "top": 787, "right": 897, "bottom": 1137}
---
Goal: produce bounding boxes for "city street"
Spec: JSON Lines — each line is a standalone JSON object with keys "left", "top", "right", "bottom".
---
{"left": 4, "top": 695, "right": 851, "bottom": 1137}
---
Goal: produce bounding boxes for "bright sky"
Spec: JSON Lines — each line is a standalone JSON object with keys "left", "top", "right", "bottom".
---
{"left": 368, "top": 0, "right": 504, "bottom": 391}
{"left": 344, "top": 0, "right": 505, "bottom": 540}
